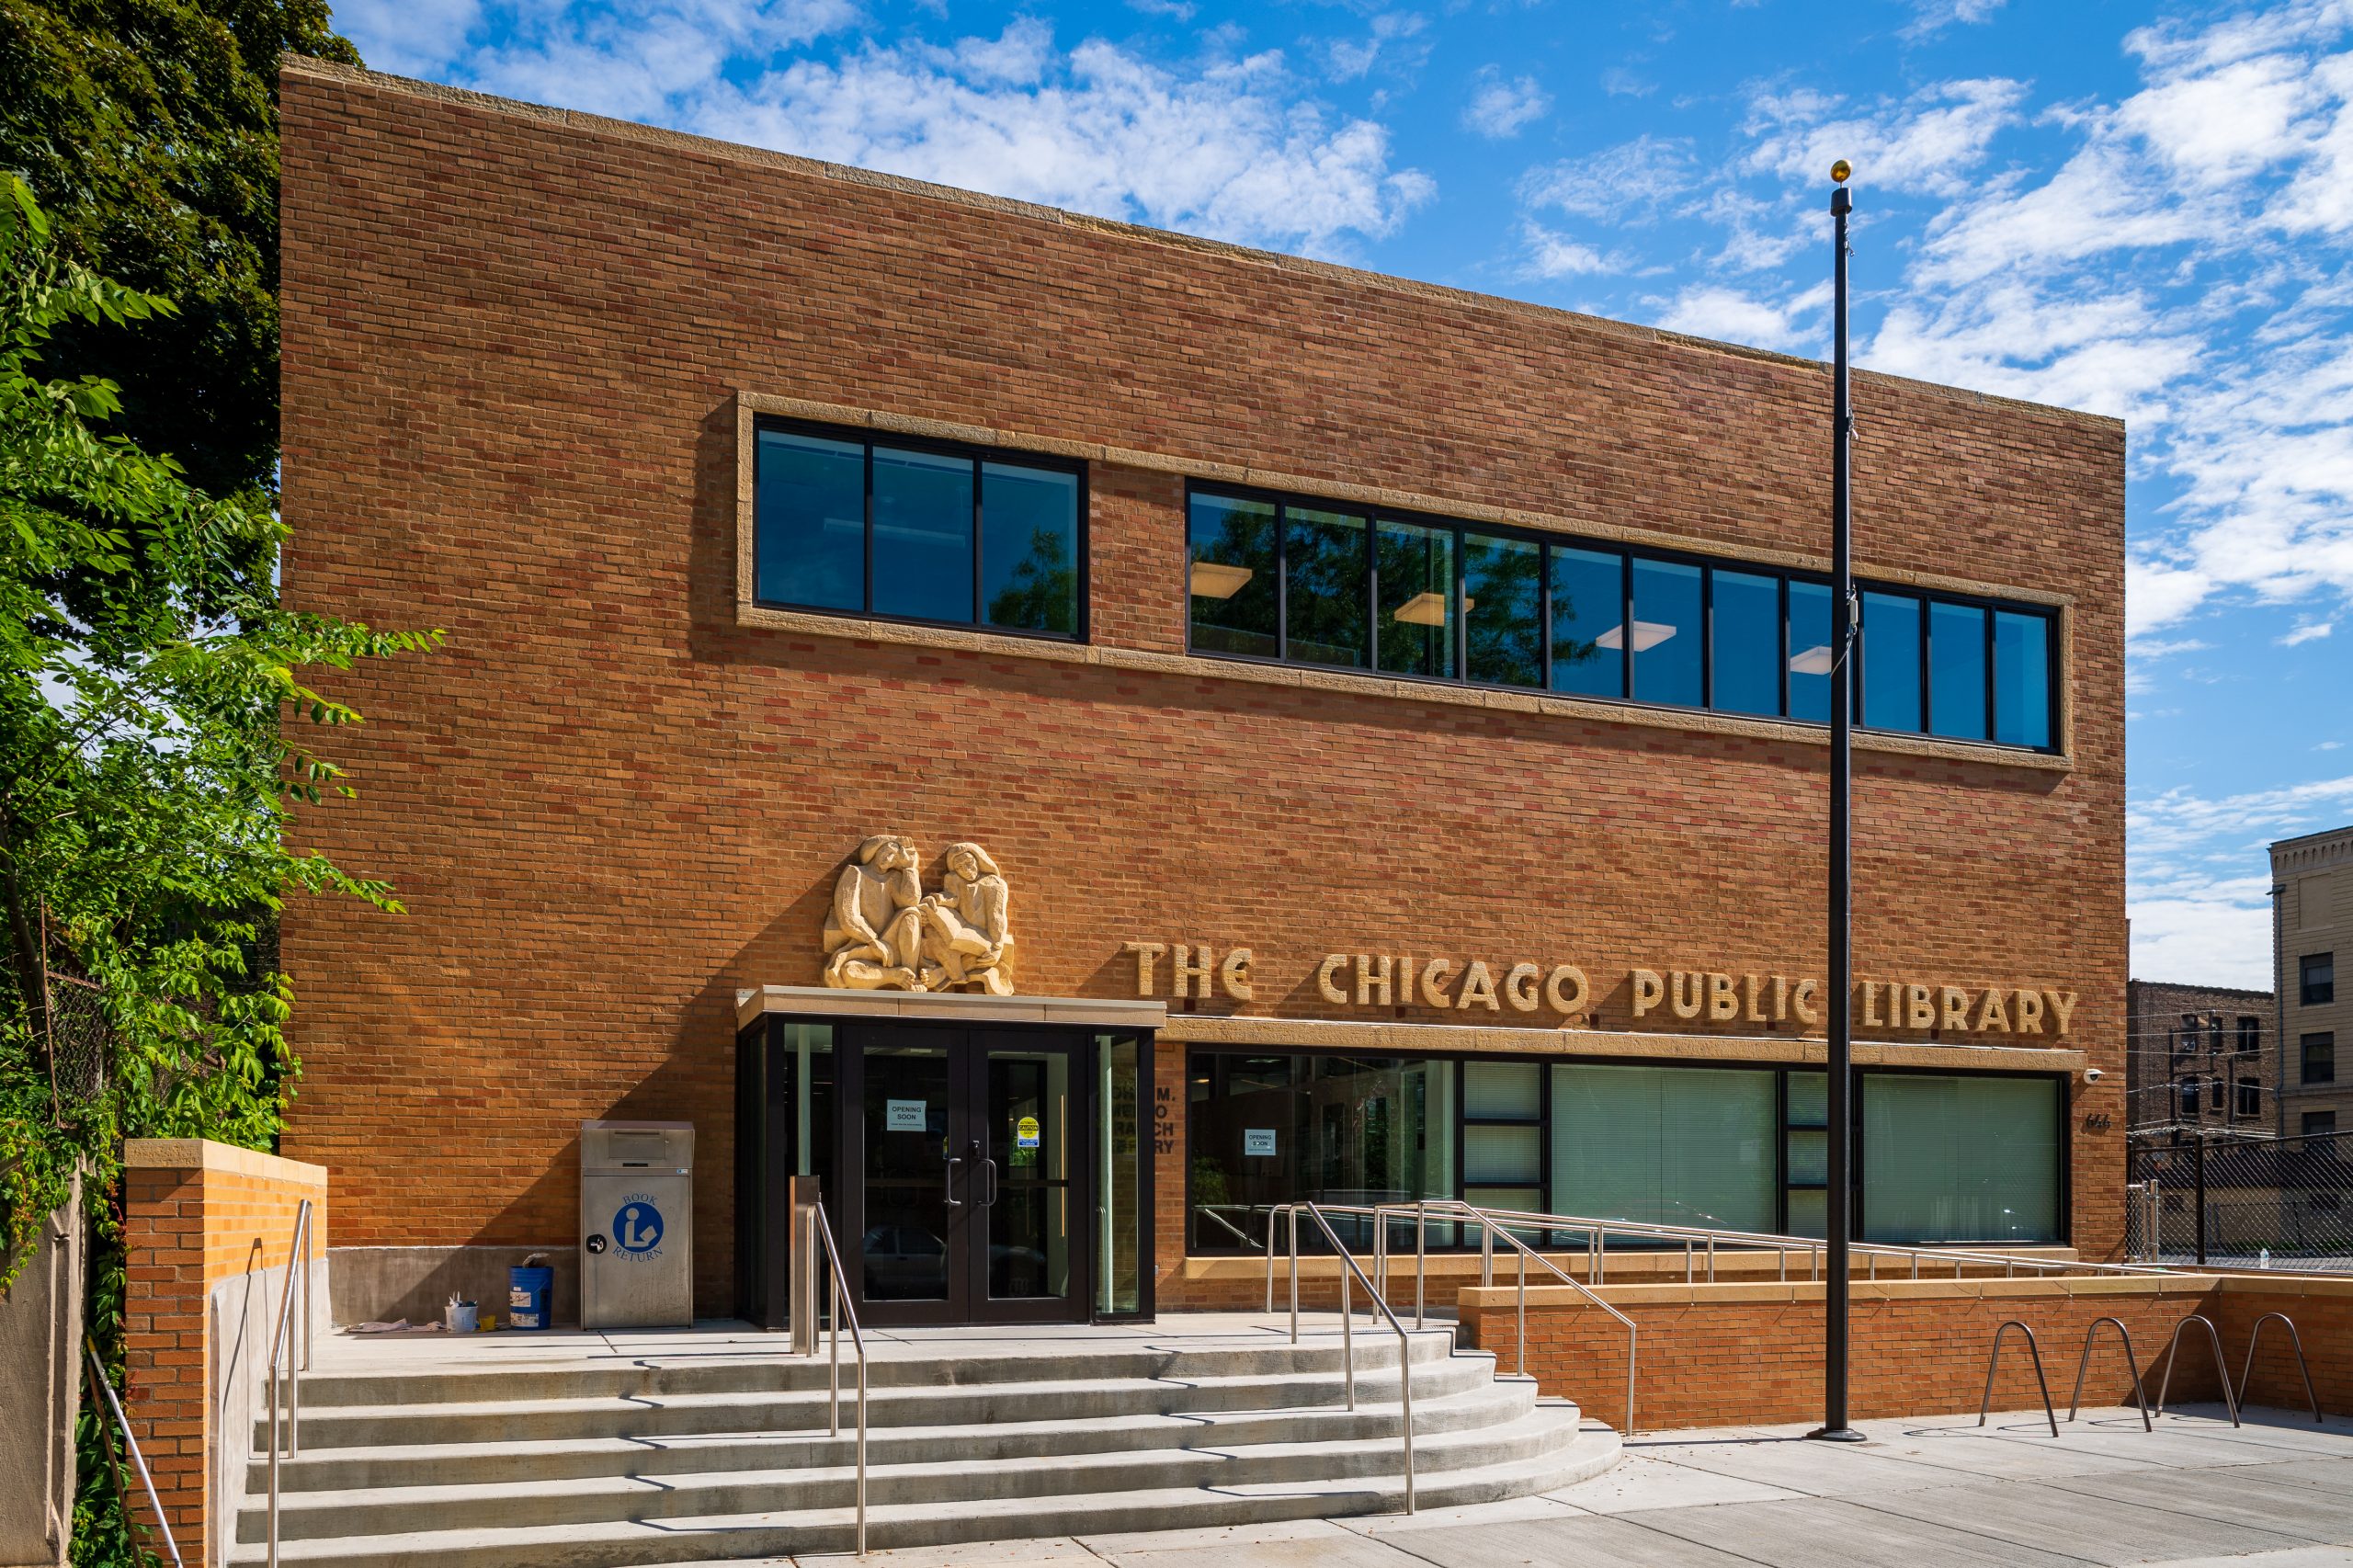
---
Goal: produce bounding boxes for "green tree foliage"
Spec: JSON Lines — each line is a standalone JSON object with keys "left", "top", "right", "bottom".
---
{"left": 0, "top": 0, "right": 358, "bottom": 514}
{"left": 0, "top": 169, "right": 435, "bottom": 1273}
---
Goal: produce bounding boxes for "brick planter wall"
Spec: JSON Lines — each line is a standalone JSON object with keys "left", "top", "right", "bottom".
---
{"left": 121, "top": 1140, "right": 328, "bottom": 1566}
{"left": 1460, "top": 1277, "right": 2250, "bottom": 1431}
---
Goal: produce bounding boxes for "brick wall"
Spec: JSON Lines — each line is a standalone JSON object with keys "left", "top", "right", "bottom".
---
{"left": 121, "top": 1141, "right": 327, "bottom": 1565}
{"left": 275, "top": 60, "right": 2128, "bottom": 1313}
{"left": 2211, "top": 1275, "right": 2353, "bottom": 1416}
{"left": 1456, "top": 1273, "right": 2353, "bottom": 1431}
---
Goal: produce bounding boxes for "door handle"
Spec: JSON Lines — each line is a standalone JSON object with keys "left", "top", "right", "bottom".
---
{"left": 980, "top": 1157, "right": 999, "bottom": 1207}
{"left": 944, "top": 1154, "right": 964, "bottom": 1208}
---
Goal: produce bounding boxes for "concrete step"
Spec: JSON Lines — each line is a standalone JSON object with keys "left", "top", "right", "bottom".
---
{"left": 285, "top": 1331, "right": 1452, "bottom": 1409}
{"left": 254, "top": 1378, "right": 1540, "bottom": 1494}
{"left": 257, "top": 1353, "right": 1495, "bottom": 1451}
{"left": 229, "top": 1415, "right": 1617, "bottom": 1567}
{"left": 240, "top": 1405, "right": 1578, "bottom": 1543}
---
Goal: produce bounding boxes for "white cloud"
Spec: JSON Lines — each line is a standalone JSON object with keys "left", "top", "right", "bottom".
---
{"left": 457, "top": 0, "right": 862, "bottom": 123}
{"left": 2128, "top": 774, "right": 2353, "bottom": 858}
{"left": 2280, "top": 619, "right": 2336, "bottom": 644}
{"left": 1324, "top": 12, "right": 1427, "bottom": 84}
{"left": 1520, "top": 222, "right": 1615, "bottom": 278}
{"left": 1654, "top": 282, "right": 1829, "bottom": 353}
{"left": 1463, "top": 68, "right": 1551, "bottom": 139}
{"left": 1520, "top": 136, "right": 1694, "bottom": 220}
{"left": 1901, "top": 0, "right": 2005, "bottom": 44}
{"left": 1741, "top": 77, "right": 2028, "bottom": 197}
{"left": 2128, "top": 878, "right": 2275, "bottom": 988}
{"left": 1601, "top": 65, "right": 1654, "bottom": 99}
{"left": 1126, "top": 0, "right": 1196, "bottom": 17}
{"left": 699, "top": 28, "right": 1437, "bottom": 256}
{"left": 333, "top": 0, "right": 486, "bottom": 77}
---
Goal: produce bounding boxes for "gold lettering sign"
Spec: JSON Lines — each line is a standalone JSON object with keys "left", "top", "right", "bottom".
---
{"left": 1119, "top": 939, "right": 2078, "bottom": 1040}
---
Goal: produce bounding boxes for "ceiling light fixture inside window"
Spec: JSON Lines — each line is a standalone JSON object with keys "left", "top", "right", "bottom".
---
{"left": 1189, "top": 562, "right": 1255, "bottom": 599}
{"left": 1789, "top": 644, "right": 1835, "bottom": 676}
{"left": 1596, "top": 619, "right": 1677, "bottom": 652}
{"left": 1391, "top": 591, "right": 1457, "bottom": 626}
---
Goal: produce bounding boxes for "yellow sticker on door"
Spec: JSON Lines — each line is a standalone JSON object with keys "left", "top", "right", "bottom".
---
{"left": 1016, "top": 1115, "right": 1040, "bottom": 1149}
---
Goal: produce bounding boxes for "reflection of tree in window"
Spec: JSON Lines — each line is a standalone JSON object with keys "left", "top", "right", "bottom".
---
{"left": 1466, "top": 531, "right": 1542, "bottom": 687}
{"left": 1188, "top": 496, "right": 1277, "bottom": 657}
{"left": 984, "top": 527, "right": 1076, "bottom": 633}
{"left": 1286, "top": 507, "right": 1369, "bottom": 668}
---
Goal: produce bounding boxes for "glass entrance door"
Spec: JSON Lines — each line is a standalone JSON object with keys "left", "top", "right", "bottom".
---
{"left": 843, "top": 1028, "right": 1091, "bottom": 1326}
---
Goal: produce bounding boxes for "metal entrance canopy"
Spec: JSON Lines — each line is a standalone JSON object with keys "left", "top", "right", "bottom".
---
{"left": 735, "top": 984, "right": 1167, "bottom": 1033}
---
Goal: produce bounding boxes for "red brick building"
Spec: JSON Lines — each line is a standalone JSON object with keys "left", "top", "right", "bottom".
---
{"left": 277, "top": 58, "right": 2126, "bottom": 1329}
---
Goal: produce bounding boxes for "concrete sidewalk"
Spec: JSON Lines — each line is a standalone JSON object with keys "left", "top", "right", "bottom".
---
{"left": 798, "top": 1405, "right": 2353, "bottom": 1568}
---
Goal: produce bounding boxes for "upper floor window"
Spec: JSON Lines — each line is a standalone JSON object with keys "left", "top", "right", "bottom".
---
{"left": 2306, "top": 1110, "right": 2338, "bottom": 1138}
{"left": 2236, "top": 1016, "right": 2262, "bottom": 1053}
{"left": 2302, "top": 952, "right": 2335, "bottom": 1006}
{"left": 755, "top": 422, "right": 1084, "bottom": 638}
{"left": 2304, "top": 1032, "right": 2336, "bottom": 1085}
{"left": 1182, "top": 483, "right": 2060, "bottom": 752}
{"left": 2234, "top": 1077, "right": 2261, "bottom": 1119}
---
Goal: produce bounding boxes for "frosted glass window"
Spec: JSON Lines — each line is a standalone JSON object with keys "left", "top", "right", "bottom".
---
{"left": 1464, "top": 1061, "right": 1544, "bottom": 1119}
{"left": 1861, "top": 1075, "right": 2059, "bottom": 1244}
{"left": 1550, "top": 1064, "right": 1776, "bottom": 1232}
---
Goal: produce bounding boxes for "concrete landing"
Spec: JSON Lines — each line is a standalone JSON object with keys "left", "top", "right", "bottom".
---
{"left": 775, "top": 1405, "right": 2353, "bottom": 1568}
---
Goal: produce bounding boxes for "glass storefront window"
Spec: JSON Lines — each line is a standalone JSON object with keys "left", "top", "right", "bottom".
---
{"left": 1187, "top": 1052, "right": 1455, "bottom": 1252}
{"left": 1550, "top": 545, "right": 1623, "bottom": 698}
{"left": 1377, "top": 519, "right": 1455, "bottom": 678}
{"left": 756, "top": 430, "right": 864, "bottom": 610}
{"left": 1786, "top": 580, "right": 1833, "bottom": 723}
{"left": 871, "top": 446, "right": 976, "bottom": 625}
{"left": 1711, "top": 568, "right": 1780, "bottom": 718}
{"left": 1993, "top": 609, "right": 2052, "bottom": 748}
{"left": 1861, "top": 591, "right": 1923, "bottom": 732}
{"left": 981, "top": 462, "right": 1080, "bottom": 634}
{"left": 1629, "top": 558, "right": 1702, "bottom": 707}
{"left": 1862, "top": 1074, "right": 2060, "bottom": 1244}
{"left": 1550, "top": 1063, "right": 1777, "bottom": 1233}
{"left": 1929, "top": 600, "right": 1989, "bottom": 740}
{"left": 1188, "top": 493, "right": 1278, "bottom": 657}
{"left": 1285, "top": 506, "right": 1370, "bottom": 668}
{"left": 1463, "top": 530, "right": 1543, "bottom": 688}
{"left": 1096, "top": 1035, "right": 1144, "bottom": 1314}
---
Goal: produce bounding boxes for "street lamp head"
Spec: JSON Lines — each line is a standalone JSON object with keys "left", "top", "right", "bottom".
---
{"left": 1831, "top": 159, "right": 1853, "bottom": 184}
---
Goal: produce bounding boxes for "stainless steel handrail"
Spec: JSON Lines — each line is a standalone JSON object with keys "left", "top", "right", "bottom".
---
{"left": 85, "top": 1337, "right": 186, "bottom": 1568}
{"left": 1369, "top": 1200, "right": 1640, "bottom": 1434}
{"left": 1279, "top": 1203, "right": 1416, "bottom": 1512}
{"left": 808, "top": 1199, "right": 870, "bottom": 1557}
{"left": 2154, "top": 1313, "right": 2240, "bottom": 1426}
{"left": 2233, "top": 1312, "right": 2317, "bottom": 1425}
{"left": 2066, "top": 1315, "right": 2152, "bottom": 1431}
{"left": 1978, "top": 1319, "right": 2059, "bottom": 1436}
{"left": 266, "top": 1197, "right": 314, "bottom": 1568}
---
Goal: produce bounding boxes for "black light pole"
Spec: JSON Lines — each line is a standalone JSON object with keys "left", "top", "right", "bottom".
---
{"left": 1813, "top": 159, "right": 1865, "bottom": 1445}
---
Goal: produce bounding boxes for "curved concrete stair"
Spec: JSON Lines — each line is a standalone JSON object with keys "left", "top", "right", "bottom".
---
{"left": 230, "top": 1321, "right": 1619, "bottom": 1567}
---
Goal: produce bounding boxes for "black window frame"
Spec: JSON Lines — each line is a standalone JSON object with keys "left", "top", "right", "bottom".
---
{"left": 752, "top": 416, "right": 1090, "bottom": 642}
{"left": 1181, "top": 480, "right": 2063, "bottom": 756}
{"left": 2236, "top": 1016, "right": 2262, "bottom": 1054}
{"left": 2234, "top": 1076, "right": 2261, "bottom": 1119}
{"left": 2301, "top": 952, "right": 2335, "bottom": 1006}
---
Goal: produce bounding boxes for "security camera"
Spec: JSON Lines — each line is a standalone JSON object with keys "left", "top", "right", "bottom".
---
{"left": 2083, "top": 1068, "right": 2106, "bottom": 1082}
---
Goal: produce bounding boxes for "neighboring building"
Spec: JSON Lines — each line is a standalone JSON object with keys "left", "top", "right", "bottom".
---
{"left": 275, "top": 58, "right": 2128, "bottom": 1330}
{"left": 2125, "top": 980, "right": 2275, "bottom": 1136}
{"left": 2274, "top": 825, "right": 2352, "bottom": 1141}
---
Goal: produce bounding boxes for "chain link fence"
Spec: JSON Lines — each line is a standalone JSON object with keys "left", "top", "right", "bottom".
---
{"left": 2128, "top": 1129, "right": 2353, "bottom": 1271}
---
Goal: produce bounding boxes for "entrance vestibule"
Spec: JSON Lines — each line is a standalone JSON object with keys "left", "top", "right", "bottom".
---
{"left": 736, "top": 1003, "right": 1154, "bottom": 1328}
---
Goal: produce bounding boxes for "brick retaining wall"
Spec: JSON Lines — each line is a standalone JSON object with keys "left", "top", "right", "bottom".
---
{"left": 1460, "top": 1274, "right": 2353, "bottom": 1431}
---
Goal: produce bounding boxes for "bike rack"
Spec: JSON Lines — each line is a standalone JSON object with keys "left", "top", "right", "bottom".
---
{"left": 2154, "top": 1314, "right": 2241, "bottom": 1426}
{"left": 2235, "top": 1312, "right": 2323, "bottom": 1425}
{"left": 2066, "top": 1315, "right": 2153, "bottom": 1431}
{"left": 1978, "top": 1319, "right": 2059, "bottom": 1437}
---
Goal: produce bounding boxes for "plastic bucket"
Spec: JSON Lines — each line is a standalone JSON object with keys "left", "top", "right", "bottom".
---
{"left": 444, "top": 1300, "right": 479, "bottom": 1334}
{"left": 508, "top": 1266, "right": 554, "bottom": 1330}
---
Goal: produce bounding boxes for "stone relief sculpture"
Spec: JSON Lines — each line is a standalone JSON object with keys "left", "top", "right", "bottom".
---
{"left": 821, "top": 836, "right": 1017, "bottom": 994}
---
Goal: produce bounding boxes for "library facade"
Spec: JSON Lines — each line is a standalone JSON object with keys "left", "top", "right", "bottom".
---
{"left": 278, "top": 60, "right": 2126, "bottom": 1329}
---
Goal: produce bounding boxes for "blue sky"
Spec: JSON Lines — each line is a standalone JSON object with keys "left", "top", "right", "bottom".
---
{"left": 334, "top": 0, "right": 2353, "bottom": 991}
